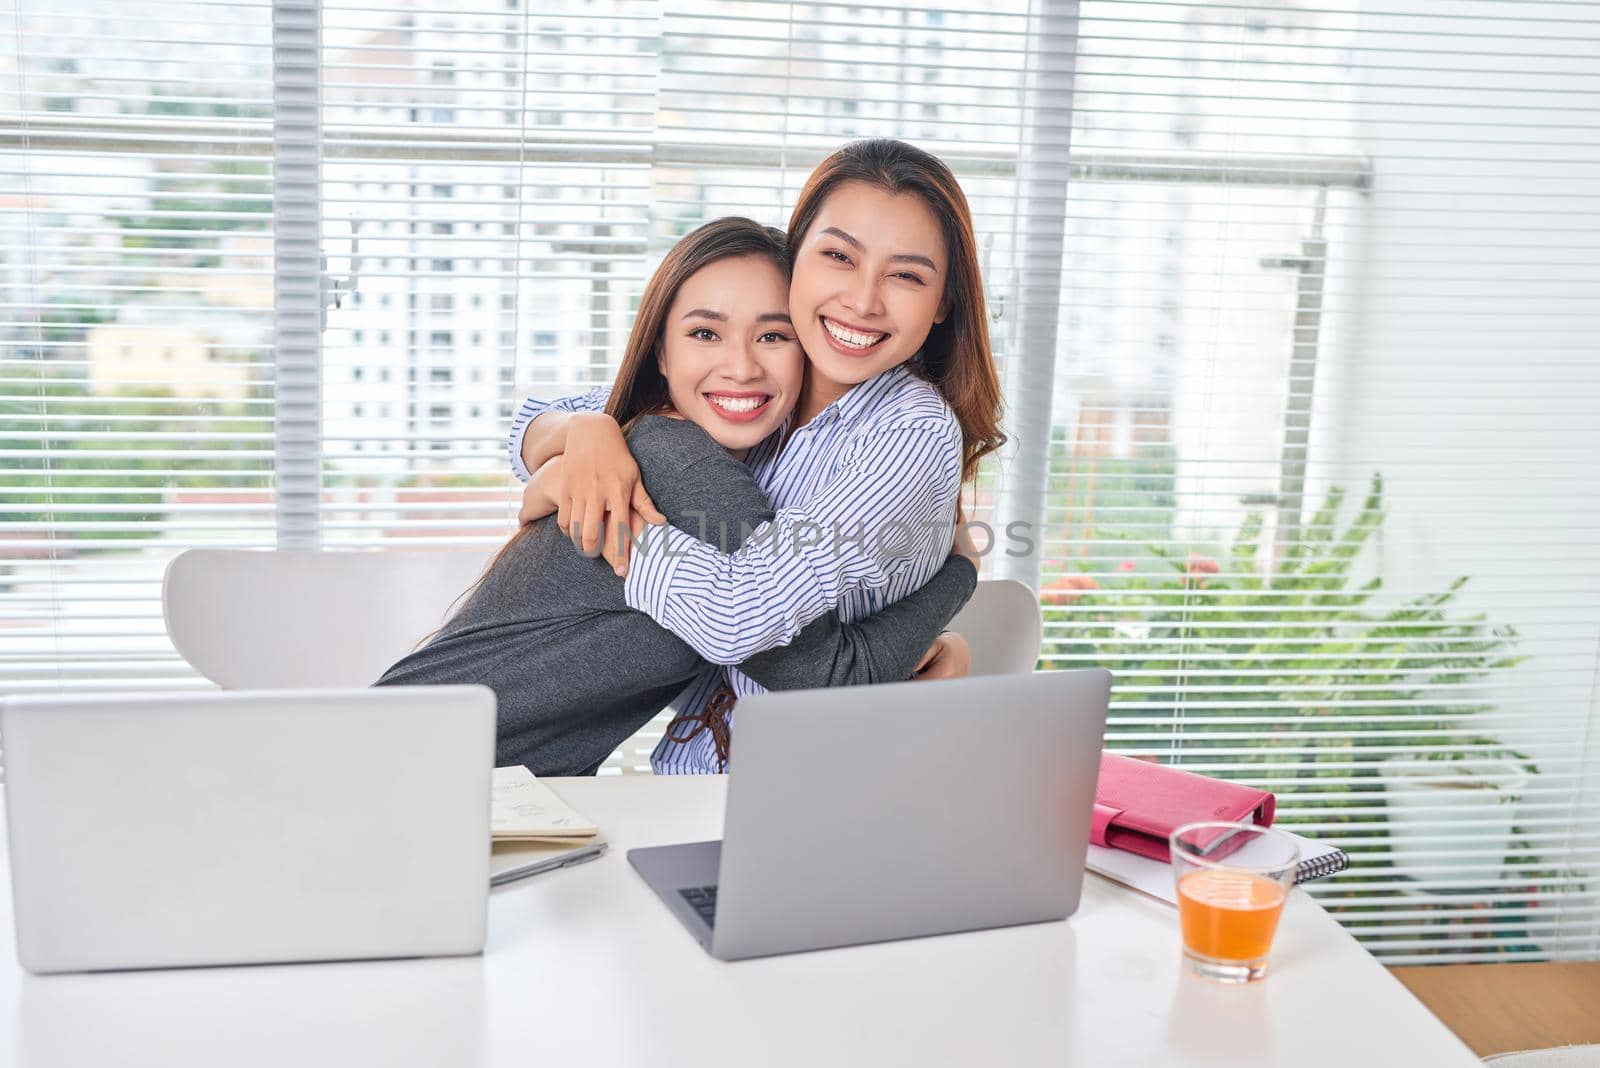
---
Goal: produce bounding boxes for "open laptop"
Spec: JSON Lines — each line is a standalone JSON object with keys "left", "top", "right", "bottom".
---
{"left": 628, "top": 669, "right": 1111, "bottom": 961}
{"left": 1, "top": 686, "right": 495, "bottom": 974}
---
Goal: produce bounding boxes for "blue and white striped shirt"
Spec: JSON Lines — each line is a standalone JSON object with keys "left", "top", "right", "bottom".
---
{"left": 508, "top": 365, "right": 964, "bottom": 773}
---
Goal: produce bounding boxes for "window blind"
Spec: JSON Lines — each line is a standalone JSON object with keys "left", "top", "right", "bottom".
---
{"left": 317, "top": 0, "right": 658, "bottom": 550}
{"left": 4, "top": 0, "right": 1596, "bottom": 963}
{"left": 2, "top": 0, "right": 275, "bottom": 692}
{"left": 1035, "top": 1, "right": 1600, "bottom": 964}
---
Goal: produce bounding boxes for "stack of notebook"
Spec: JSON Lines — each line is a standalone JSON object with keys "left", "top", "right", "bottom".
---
{"left": 490, "top": 766, "right": 606, "bottom": 885}
{"left": 1085, "top": 753, "right": 1349, "bottom": 905}
{"left": 1086, "top": 834, "right": 1348, "bottom": 905}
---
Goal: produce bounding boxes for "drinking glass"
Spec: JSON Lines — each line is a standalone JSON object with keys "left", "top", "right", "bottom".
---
{"left": 1169, "top": 821, "right": 1300, "bottom": 983}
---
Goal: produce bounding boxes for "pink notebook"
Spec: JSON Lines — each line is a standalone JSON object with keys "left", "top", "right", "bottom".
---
{"left": 1091, "top": 753, "right": 1276, "bottom": 862}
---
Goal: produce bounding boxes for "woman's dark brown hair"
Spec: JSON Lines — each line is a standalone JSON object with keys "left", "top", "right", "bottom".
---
{"left": 421, "top": 217, "right": 790, "bottom": 644}
{"left": 787, "top": 138, "right": 1006, "bottom": 483}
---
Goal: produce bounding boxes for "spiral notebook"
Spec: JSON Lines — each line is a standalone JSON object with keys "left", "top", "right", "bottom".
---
{"left": 1086, "top": 831, "right": 1349, "bottom": 906}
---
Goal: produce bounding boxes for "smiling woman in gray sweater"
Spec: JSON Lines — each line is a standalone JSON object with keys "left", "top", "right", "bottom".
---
{"left": 376, "top": 218, "right": 974, "bottom": 775}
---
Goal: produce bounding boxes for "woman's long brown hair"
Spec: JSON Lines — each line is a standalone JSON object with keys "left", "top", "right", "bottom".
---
{"left": 787, "top": 138, "right": 1006, "bottom": 483}
{"left": 418, "top": 218, "right": 791, "bottom": 647}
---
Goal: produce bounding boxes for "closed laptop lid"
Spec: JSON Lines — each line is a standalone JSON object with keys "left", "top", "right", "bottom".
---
{"left": 711, "top": 669, "right": 1111, "bottom": 960}
{"left": 1, "top": 686, "right": 495, "bottom": 973}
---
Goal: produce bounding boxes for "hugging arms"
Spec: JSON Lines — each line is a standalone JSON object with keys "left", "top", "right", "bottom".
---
{"left": 379, "top": 414, "right": 974, "bottom": 775}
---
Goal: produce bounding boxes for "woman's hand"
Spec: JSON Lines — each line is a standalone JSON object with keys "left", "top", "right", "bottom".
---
{"left": 912, "top": 631, "right": 972, "bottom": 680}
{"left": 559, "top": 412, "right": 666, "bottom": 575}
{"left": 519, "top": 456, "right": 567, "bottom": 525}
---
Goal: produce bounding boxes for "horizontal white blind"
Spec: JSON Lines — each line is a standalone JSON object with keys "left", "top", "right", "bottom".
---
{"left": 2, "top": 0, "right": 275, "bottom": 692}
{"left": 5, "top": 1, "right": 1597, "bottom": 963}
{"left": 317, "top": 0, "right": 658, "bottom": 549}
{"left": 1036, "top": 0, "right": 1600, "bottom": 964}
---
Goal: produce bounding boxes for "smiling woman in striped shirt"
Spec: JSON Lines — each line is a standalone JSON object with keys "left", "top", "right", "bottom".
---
{"left": 511, "top": 139, "right": 1006, "bottom": 773}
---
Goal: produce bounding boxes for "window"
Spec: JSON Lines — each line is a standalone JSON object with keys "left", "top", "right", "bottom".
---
{"left": 4, "top": 6, "right": 277, "bottom": 688}
{"left": 1029, "top": 3, "right": 1598, "bottom": 966}
{"left": 6, "top": 0, "right": 1597, "bottom": 964}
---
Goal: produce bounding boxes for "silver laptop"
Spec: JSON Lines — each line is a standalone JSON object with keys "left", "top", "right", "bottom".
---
{"left": 1, "top": 686, "right": 495, "bottom": 974}
{"left": 628, "top": 669, "right": 1111, "bottom": 961}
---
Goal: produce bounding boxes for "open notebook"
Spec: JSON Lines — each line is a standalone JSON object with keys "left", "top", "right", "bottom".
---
{"left": 492, "top": 765, "right": 599, "bottom": 842}
{"left": 1087, "top": 831, "right": 1348, "bottom": 906}
{"left": 490, "top": 767, "right": 605, "bottom": 886}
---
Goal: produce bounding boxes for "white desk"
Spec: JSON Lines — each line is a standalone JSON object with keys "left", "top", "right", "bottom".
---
{"left": 0, "top": 776, "right": 1478, "bottom": 1067}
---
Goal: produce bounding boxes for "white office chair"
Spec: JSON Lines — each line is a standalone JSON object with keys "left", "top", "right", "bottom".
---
{"left": 162, "top": 548, "right": 494, "bottom": 690}
{"left": 948, "top": 578, "right": 1044, "bottom": 676}
{"left": 163, "top": 546, "right": 666, "bottom": 775}
{"left": 162, "top": 551, "right": 1045, "bottom": 776}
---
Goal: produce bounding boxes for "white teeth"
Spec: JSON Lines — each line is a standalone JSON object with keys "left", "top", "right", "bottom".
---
{"left": 708, "top": 394, "right": 765, "bottom": 414}
{"left": 823, "top": 318, "right": 886, "bottom": 350}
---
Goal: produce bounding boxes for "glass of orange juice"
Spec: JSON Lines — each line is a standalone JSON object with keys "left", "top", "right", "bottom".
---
{"left": 1170, "top": 821, "right": 1300, "bottom": 983}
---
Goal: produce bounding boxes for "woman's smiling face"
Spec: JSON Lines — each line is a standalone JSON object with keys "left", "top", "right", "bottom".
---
{"left": 787, "top": 180, "right": 950, "bottom": 405}
{"left": 657, "top": 254, "right": 803, "bottom": 456}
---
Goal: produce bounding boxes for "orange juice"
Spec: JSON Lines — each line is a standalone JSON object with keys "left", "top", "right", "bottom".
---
{"left": 1177, "top": 868, "right": 1287, "bottom": 962}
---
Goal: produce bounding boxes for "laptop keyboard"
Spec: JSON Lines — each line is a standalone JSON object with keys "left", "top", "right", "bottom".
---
{"left": 678, "top": 885, "right": 718, "bottom": 927}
